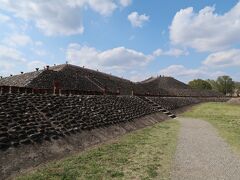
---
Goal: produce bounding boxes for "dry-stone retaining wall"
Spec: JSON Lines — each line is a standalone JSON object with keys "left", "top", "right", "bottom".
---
{"left": 0, "top": 93, "right": 156, "bottom": 151}
{"left": 149, "top": 97, "right": 229, "bottom": 110}
{"left": 148, "top": 97, "right": 199, "bottom": 110}
{"left": 0, "top": 92, "right": 230, "bottom": 152}
{"left": 165, "top": 88, "right": 223, "bottom": 97}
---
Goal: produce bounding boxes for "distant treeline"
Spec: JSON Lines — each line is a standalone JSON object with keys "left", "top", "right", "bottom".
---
{"left": 188, "top": 76, "right": 240, "bottom": 96}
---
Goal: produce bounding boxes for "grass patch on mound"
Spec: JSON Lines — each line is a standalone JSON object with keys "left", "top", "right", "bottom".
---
{"left": 183, "top": 102, "right": 240, "bottom": 152}
{"left": 17, "top": 120, "right": 179, "bottom": 180}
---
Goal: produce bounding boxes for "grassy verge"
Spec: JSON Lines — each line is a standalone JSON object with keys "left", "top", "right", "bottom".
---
{"left": 183, "top": 102, "right": 240, "bottom": 152}
{"left": 17, "top": 120, "right": 179, "bottom": 180}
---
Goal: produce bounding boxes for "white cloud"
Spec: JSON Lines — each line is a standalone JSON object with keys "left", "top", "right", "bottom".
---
{"left": 170, "top": 2, "right": 240, "bottom": 52}
{"left": 119, "top": 0, "right": 132, "bottom": 7}
{"left": 2, "top": 34, "right": 32, "bottom": 47}
{"left": 66, "top": 43, "right": 153, "bottom": 71}
{"left": 159, "top": 65, "right": 225, "bottom": 82}
{"left": 0, "top": 13, "right": 11, "bottom": 22}
{"left": 66, "top": 0, "right": 118, "bottom": 16}
{"left": 153, "top": 49, "right": 163, "bottom": 57}
{"left": 31, "top": 48, "right": 47, "bottom": 56}
{"left": 0, "top": 1, "right": 84, "bottom": 36}
{"left": 0, "top": 44, "right": 27, "bottom": 76}
{"left": 0, "top": 44, "right": 26, "bottom": 62}
{"left": 0, "top": 0, "right": 127, "bottom": 36}
{"left": 129, "top": 70, "right": 153, "bottom": 82}
{"left": 66, "top": 44, "right": 191, "bottom": 80}
{"left": 203, "top": 49, "right": 240, "bottom": 67}
{"left": 0, "top": 13, "right": 18, "bottom": 30}
{"left": 27, "top": 60, "right": 47, "bottom": 71}
{"left": 87, "top": 0, "right": 117, "bottom": 16}
{"left": 160, "top": 65, "right": 203, "bottom": 77}
{"left": 164, "top": 48, "right": 189, "bottom": 57}
{"left": 128, "top": 11, "right": 149, "bottom": 27}
{"left": 0, "top": 44, "right": 48, "bottom": 76}
{"left": 35, "top": 41, "right": 43, "bottom": 46}
{"left": 67, "top": 0, "right": 131, "bottom": 13}
{"left": 153, "top": 48, "right": 188, "bottom": 57}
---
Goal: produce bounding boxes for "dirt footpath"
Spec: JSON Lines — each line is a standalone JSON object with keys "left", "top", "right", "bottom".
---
{"left": 172, "top": 117, "right": 240, "bottom": 180}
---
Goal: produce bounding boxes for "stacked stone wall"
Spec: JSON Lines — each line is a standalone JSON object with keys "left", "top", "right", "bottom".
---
{"left": 0, "top": 93, "right": 156, "bottom": 151}
{"left": 149, "top": 97, "right": 229, "bottom": 110}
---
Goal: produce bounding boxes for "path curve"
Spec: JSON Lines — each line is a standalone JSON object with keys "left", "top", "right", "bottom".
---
{"left": 171, "top": 117, "right": 240, "bottom": 180}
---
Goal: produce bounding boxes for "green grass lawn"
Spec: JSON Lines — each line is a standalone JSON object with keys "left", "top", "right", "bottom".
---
{"left": 183, "top": 102, "right": 240, "bottom": 152}
{"left": 17, "top": 120, "right": 179, "bottom": 180}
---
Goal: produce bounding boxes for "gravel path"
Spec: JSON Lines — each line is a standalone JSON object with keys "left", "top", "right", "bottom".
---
{"left": 171, "top": 117, "right": 240, "bottom": 180}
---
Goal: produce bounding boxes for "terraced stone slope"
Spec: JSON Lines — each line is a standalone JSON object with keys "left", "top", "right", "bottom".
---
{"left": 0, "top": 93, "right": 157, "bottom": 151}
{"left": 0, "top": 64, "right": 143, "bottom": 95}
{"left": 0, "top": 93, "right": 229, "bottom": 152}
{"left": 138, "top": 76, "right": 223, "bottom": 97}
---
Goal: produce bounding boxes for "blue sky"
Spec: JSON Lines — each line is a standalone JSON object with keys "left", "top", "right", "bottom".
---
{"left": 0, "top": 0, "right": 239, "bottom": 82}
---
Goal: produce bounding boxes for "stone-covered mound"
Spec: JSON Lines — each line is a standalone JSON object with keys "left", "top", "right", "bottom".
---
{"left": 0, "top": 64, "right": 223, "bottom": 97}
{"left": 0, "top": 64, "right": 146, "bottom": 95}
{"left": 139, "top": 76, "right": 223, "bottom": 97}
{"left": 140, "top": 76, "right": 189, "bottom": 89}
{"left": 0, "top": 71, "right": 42, "bottom": 87}
{"left": 0, "top": 93, "right": 156, "bottom": 151}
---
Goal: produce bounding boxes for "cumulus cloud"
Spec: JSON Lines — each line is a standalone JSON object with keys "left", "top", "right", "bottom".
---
{"left": 0, "top": 1, "right": 84, "bottom": 36}
{"left": 153, "top": 48, "right": 188, "bottom": 57}
{"left": 66, "top": 43, "right": 191, "bottom": 79}
{"left": 82, "top": 0, "right": 117, "bottom": 16}
{"left": 160, "top": 65, "right": 203, "bottom": 77}
{"left": 0, "top": 45, "right": 26, "bottom": 62}
{"left": 203, "top": 49, "right": 240, "bottom": 67}
{"left": 35, "top": 41, "right": 43, "bottom": 46}
{"left": 0, "top": 44, "right": 49, "bottom": 76}
{"left": 170, "top": 2, "right": 240, "bottom": 52}
{"left": 66, "top": 43, "right": 189, "bottom": 72}
{"left": 31, "top": 48, "right": 47, "bottom": 57}
{"left": 1, "top": 33, "right": 49, "bottom": 58}
{"left": 2, "top": 34, "right": 32, "bottom": 47}
{"left": 27, "top": 60, "right": 47, "bottom": 71}
{"left": 66, "top": 43, "right": 153, "bottom": 71}
{"left": 119, "top": 0, "right": 132, "bottom": 7}
{"left": 128, "top": 11, "right": 149, "bottom": 27}
{"left": 0, "top": 44, "right": 27, "bottom": 75}
{"left": 159, "top": 65, "right": 225, "bottom": 82}
{"left": 0, "top": 0, "right": 129, "bottom": 36}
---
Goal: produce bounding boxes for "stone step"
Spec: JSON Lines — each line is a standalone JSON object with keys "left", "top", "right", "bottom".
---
{"left": 142, "top": 97, "right": 177, "bottom": 119}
